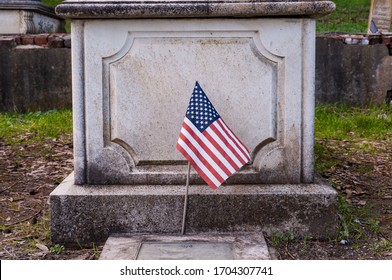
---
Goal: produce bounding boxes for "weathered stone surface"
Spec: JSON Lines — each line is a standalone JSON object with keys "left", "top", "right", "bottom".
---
{"left": 55, "top": 0, "right": 336, "bottom": 19}
{"left": 50, "top": 0, "right": 338, "bottom": 246}
{"left": 367, "top": 0, "right": 391, "bottom": 33}
{"left": 2, "top": 33, "right": 391, "bottom": 111}
{"left": 63, "top": 34, "right": 71, "bottom": 48}
{"left": 21, "top": 35, "right": 34, "bottom": 45}
{"left": 316, "top": 35, "right": 392, "bottom": 106}
{"left": 48, "top": 34, "right": 65, "bottom": 48}
{"left": 50, "top": 173, "right": 338, "bottom": 245}
{"left": 33, "top": 33, "right": 49, "bottom": 45}
{"left": 0, "top": 1, "right": 65, "bottom": 34}
{"left": 99, "top": 233, "right": 270, "bottom": 260}
{"left": 70, "top": 18, "right": 316, "bottom": 185}
{"left": 0, "top": 42, "right": 72, "bottom": 112}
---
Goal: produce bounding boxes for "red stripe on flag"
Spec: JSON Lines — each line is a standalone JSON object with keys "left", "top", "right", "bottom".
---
{"left": 182, "top": 122, "right": 232, "bottom": 177}
{"left": 209, "top": 122, "right": 247, "bottom": 166}
{"left": 203, "top": 128, "right": 240, "bottom": 172}
{"left": 179, "top": 133, "right": 225, "bottom": 184}
{"left": 217, "top": 118, "right": 250, "bottom": 161}
{"left": 176, "top": 142, "right": 218, "bottom": 190}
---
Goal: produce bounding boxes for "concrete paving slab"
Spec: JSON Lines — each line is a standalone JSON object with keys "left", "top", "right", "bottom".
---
{"left": 99, "top": 233, "right": 270, "bottom": 260}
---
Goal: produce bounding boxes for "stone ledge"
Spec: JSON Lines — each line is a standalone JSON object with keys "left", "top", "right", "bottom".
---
{"left": 0, "top": 1, "right": 58, "bottom": 18}
{"left": 55, "top": 1, "right": 336, "bottom": 19}
{"left": 50, "top": 172, "right": 338, "bottom": 245}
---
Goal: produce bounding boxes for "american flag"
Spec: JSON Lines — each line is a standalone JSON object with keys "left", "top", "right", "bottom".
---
{"left": 176, "top": 82, "right": 250, "bottom": 190}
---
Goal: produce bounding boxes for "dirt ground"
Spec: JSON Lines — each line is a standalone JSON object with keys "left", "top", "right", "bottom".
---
{"left": 0, "top": 133, "right": 391, "bottom": 260}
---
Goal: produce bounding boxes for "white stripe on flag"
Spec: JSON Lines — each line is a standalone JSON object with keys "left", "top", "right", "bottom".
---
{"left": 205, "top": 124, "right": 243, "bottom": 168}
{"left": 184, "top": 118, "right": 236, "bottom": 174}
{"left": 213, "top": 120, "right": 249, "bottom": 163}
{"left": 177, "top": 137, "right": 221, "bottom": 188}
{"left": 180, "top": 126, "right": 229, "bottom": 181}
{"left": 217, "top": 119, "right": 250, "bottom": 160}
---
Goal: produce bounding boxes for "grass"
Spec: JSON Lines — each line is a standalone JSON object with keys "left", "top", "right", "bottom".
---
{"left": 42, "top": 0, "right": 63, "bottom": 7}
{"left": 50, "top": 244, "right": 65, "bottom": 254}
{"left": 1, "top": 104, "right": 391, "bottom": 257}
{"left": 317, "top": 0, "right": 371, "bottom": 33}
{"left": 1, "top": 104, "right": 390, "bottom": 173}
{"left": 372, "top": 238, "right": 392, "bottom": 254}
{"left": 314, "top": 103, "right": 391, "bottom": 176}
{"left": 315, "top": 104, "right": 392, "bottom": 141}
{"left": 270, "top": 230, "right": 296, "bottom": 247}
{"left": 338, "top": 194, "right": 362, "bottom": 242}
{"left": 314, "top": 104, "right": 391, "bottom": 252}
{"left": 0, "top": 110, "right": 72, "bottom": 145}
{"left": 0, "top": 208, "right": 52, "bottom": 257}
{"left": 337, "top": 193, "right": 386, "bottom": 246}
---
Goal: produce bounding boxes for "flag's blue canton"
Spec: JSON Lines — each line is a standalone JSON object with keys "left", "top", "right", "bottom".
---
{"left": 186, "top": 82, "right": 220, "bottom": 133}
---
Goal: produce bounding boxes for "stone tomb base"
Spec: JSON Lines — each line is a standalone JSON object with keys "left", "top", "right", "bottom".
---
{"left": 0, "top": 2, "right": 64, "bottom": 34}
{"left": 50, "top": 173, "right": 337, "bottom": 245}
{"left": 99, "top": 233, "right": 270, "bottom": 260}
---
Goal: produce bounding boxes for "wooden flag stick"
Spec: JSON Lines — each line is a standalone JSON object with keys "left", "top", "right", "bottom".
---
{"left": 181, "top": 162, "right": 191, "bottom": 235}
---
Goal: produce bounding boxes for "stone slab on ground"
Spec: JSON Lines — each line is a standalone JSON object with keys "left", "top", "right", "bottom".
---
{"left": 50, "top": 173, "right": 338, "bottom": 245}
{"left": 99, "top": 233, "right": 270, "bottom": 260}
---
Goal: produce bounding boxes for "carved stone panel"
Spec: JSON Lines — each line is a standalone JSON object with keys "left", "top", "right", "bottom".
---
{"left": 104, "top": 34, "right": 281, "bottom": 167}
{"left": 77, "top": 19, "right": 313, "bottom": 184}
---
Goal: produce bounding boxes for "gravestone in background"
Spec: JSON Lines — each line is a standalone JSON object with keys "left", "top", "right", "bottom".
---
{"left": 50, "top": 0, "right": 338, "bottom": 245}
{"left": 368, "top": 0, "right": 392, "bottom": 33}
{"left": 0, "top": 0, "right": 64, "bottom": 34}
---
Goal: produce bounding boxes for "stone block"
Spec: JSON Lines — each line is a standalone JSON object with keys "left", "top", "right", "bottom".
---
{"left": 0, "top": 46, "right": 72, "bottom": 112}
{"left": 316, "top": 36, "right": 392, "bottom": 106}
{"left": 50, "top": 173, "right": 338, "bottom": 245}
{"left": 55, "top": 0, "right": 336, "bottom": 19}
{"left": 14, "top": 35, "right": 22, "bottom": 45}
{"left": 50, "top": 0, "right": 338, "bottom": 246}
{"left": 21, "top": 35, "right": 34, "bottom": 45}
{"left": 367, "top": 0, "right": 392, "bottom": 33}
{"left": 48, "top": 35, "right": 64, "bottom": 48}
{"left": 64, "top": 34, "right": 71, "bottom": 48}
{"left": 0, "top": 37, "right": 16, "bottom": 48}
{"left": 34, "top": 34, "right": 49, "bottom": 46}
{"left": 67, "top": 17, "right": 317, "bottom": 185}
{"left": 0, "top": 2, "right": 65, "bottom": 34}
{"left": 382, "top": 35, "right": 392, "bottom": 45}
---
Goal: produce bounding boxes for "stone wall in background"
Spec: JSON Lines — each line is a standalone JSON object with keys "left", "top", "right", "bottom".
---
{"left": 316, "top": 33, "right": 392, "bottom": 106}
{"left": 0, "top": 34, "right": 71, "bottom": 112}
{"left": 0, "top": 33, "right": 391, "bottom": 112}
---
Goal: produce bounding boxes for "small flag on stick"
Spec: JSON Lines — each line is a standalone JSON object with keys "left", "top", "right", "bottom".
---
{"left": 176, "top": 82, "right": 250, "bottom": 190}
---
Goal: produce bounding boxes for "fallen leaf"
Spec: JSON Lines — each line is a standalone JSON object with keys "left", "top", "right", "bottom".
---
{"left": 357, "top": 200, "right": 367, "bottom": 206}
{"left": 354, "top": 187, "right": 365, "bottom": 195}
{"left": 74, "top": 252, "right": 91, "bottom": 260}
{"left": 36, "top": 243, "right": 49, "bottom": 253}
